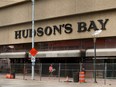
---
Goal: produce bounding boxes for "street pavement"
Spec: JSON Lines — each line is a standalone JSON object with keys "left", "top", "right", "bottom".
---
{"left": 0, "top": 75, "right": 116, "bottom": 87}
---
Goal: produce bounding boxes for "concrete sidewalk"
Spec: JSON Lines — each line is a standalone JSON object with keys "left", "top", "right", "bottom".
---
{"left": 0, "top": 78, "right": 116, "bottom": 87}
{"left": 0, "top": 74, "right": 116, "bottom": 87}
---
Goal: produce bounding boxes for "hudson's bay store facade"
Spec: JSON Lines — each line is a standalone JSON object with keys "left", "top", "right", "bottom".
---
{"left": 0, "top": 0, "right": 116, "bottom": 77}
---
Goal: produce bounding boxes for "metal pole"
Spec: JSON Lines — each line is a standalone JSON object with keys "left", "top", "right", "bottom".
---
{"left": 23, "top": 63, "right": 26, "bottom": 80}
{"left": 31, "top": 0, "right": 35, "bottom": 80}
{"left": 92, "top": 30, "right": 102, "bottom": 83}
{"left": 104, "top": 63, "right": 107, "bottom": 85}
{"left": 39, "top": 63, "right": 42, "bottom": 81}
{"left": 80, "top": 62, "right": 82, "bottom": 72}
{"left": 93, "top": 36, "right": 97, "bottom": 83}
{"left": 58, "top": 63, "right": 61, "bottom": 82}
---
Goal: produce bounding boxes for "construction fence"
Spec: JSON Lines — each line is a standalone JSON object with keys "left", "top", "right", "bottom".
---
{"left": 0, "top": 63, "right": 116, "bottom": 83}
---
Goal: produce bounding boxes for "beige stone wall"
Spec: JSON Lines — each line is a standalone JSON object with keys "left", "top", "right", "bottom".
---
{"left": 0, "top": 10, "right": 115, "bottom": 45}
{"left": 0, "top": 0, "right": 116, "bottom": 45}
{"left": 0, "top": 0, "right": 26, "bottom": 8}
{"left": 0, "top": 0, "right": 116, "bottom": 26}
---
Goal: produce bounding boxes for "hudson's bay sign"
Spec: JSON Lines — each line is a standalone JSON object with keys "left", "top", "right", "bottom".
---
{"left": 15, "top": 19, "right": 109, "bottom": 39}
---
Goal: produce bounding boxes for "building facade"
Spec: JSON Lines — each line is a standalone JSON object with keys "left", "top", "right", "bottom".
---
{"left": 0, "top": 0, "right": 116, "bottom": 77}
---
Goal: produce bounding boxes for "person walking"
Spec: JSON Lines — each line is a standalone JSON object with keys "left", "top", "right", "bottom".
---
{"left": 49, "top": 64, "right": 53, "bottom": 78}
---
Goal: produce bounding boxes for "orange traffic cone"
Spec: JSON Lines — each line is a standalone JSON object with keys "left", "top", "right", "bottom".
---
{"left": 79, "top": 72, "right": 85, "bottom": 83}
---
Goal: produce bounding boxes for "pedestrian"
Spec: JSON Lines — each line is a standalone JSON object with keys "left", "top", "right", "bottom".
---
{"left": 49, "top": 64, "right": 53, "bottom": 77}
{"left": 49, "top": 64, "right": 56, "bottom": 78}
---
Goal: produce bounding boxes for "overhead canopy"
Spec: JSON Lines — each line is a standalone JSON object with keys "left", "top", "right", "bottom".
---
{"left": 36, "top": 50, "right": 80, "bottom": 58}
{"left": 0, "top": 52, "right": 25, "bottom": 58}
{"left": 0, "top": 48, "right": 116, "bottom": 58}
{"left": 0, "top": 50, "right": 80, "bottom": 58}
{"left": 86, "top": 48, "right": 116, "bottom": 57}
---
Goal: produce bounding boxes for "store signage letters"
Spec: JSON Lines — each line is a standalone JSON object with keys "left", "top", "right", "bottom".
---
{"left": 78, "top": 19, "right": 109, "bottom": 32}
{"left": 15, "top": 19, "right": 109, "bottom": 39}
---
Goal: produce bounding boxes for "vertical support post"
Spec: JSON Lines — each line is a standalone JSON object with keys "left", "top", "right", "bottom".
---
{"left": 32, "top": 62, "right": 35, "bottom": 80}
{"left": 58, "top": 63, "right": 61, "bottom": 82}
{"left": 31, "top": 0, "right": 35, "bottom": 80}
{"left": 92, "top": 30, "right": 102, "bottom": 83}
{"left": 23, "top": 63, "right": 26, "bottom": 80}
{"left": 7, "top": 58, "right": 11, "bottom": 73}
{"left": 80, "top": 63, "right": 82, "bottom": 72}
{"left": 104, "top": 63, "right": 107, "bottom": 85}
{"left": 93, "top": 36, "right": 97, "bottom": 83}
{"left": 39, "top": 63, "right": 42, "bottom": 81}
